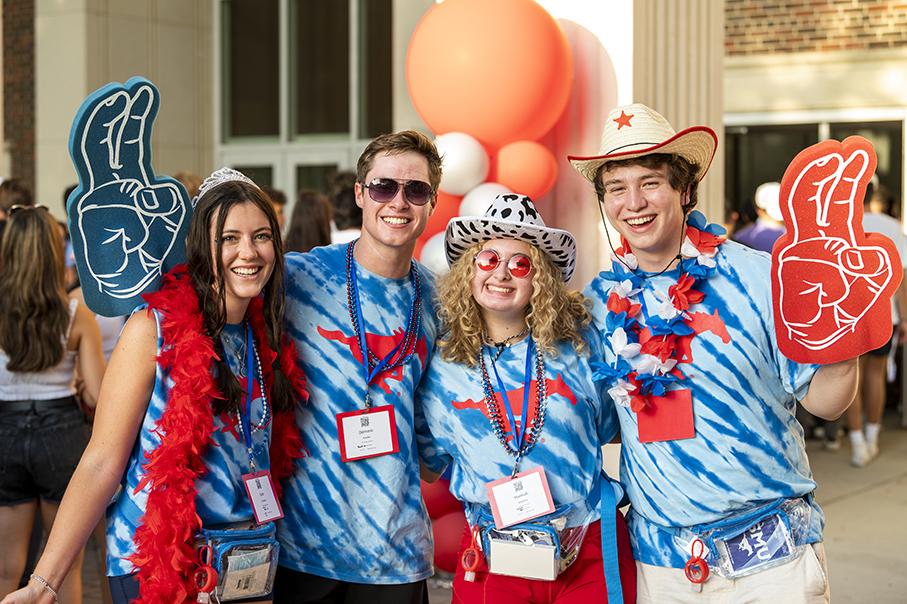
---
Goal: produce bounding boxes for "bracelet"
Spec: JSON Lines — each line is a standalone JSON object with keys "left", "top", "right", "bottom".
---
{"left": 29, "top": 574, "right": 59, "bottom": 604}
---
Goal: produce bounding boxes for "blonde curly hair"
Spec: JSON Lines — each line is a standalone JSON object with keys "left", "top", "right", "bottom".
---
{"left": 437, "top": 240, "right": 591, "bottom": 367}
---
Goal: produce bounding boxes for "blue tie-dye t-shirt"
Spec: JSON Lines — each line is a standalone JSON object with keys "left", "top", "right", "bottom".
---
{"left": 105, "top": 311, "right": 271, "bottom": 576}
{"left": 415, "top": 330, "right": 620, "bottom": 526}
{"left": 583, "top": 240, "right": 823, "bottom": 568}
{"left": 278, "top": 244, "right": 438, "bottom": 584}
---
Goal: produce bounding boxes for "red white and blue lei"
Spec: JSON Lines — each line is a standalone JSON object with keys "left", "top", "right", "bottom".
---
{"left": 592, "top": 211, "right": 727, "bottom": 412}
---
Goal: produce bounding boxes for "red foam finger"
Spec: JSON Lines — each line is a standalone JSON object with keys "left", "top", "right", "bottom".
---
{"left": 772, "top": 136, "right": 902, "bottom": 364}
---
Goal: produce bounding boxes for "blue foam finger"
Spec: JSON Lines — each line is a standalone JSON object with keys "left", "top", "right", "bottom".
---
{"left": 67, "top": 77, "right": 192, "bottom": 317}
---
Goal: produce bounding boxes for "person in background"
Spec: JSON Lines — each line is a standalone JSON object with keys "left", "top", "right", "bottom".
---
{"left": 275, "top": 130, "right": 441, "bottom": 604}
{"left": 0, "top": 205, "right": 107, "bottom": 604}
{"left": 1, "top": 169, "right": 306, "bottom": 604}
{"left": 61, "top": 186, "right": 123, "bottom": 604}
{"left": 570, "top": 103, "right": 858, "bottom": 603}
{"left": 172, "top": 170, "right": 202, "bottom": 202}
{"left": 0, "top": 180, "right": 33, "bottom": 220}
{"left": 325, "top": 170, "right": 362, "bottom": 245}
{"left": 732, "top": 181, "right": 785, "bottom": 254}
{"left": 847, "top": 177, "right": 907, "bottom": 466}
{"left": 262, "top": 185, "right": 288, "bottom": 232}
{"left": 416, "top": 193, "right": 636, "bottom": 603}
{"left": 284, "top": 189, "right": 333, "bottom": 253}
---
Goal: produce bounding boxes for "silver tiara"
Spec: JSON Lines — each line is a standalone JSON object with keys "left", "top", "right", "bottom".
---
{"left": 192, "top": 166, "right": 260, "bottom": 208}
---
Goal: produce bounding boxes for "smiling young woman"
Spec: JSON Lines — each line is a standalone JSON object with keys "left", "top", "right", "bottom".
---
{"left": 415, "top": 194, "right": 637, "bottom": 604}
{"left": 2, "top": 169, "right": 307, "bottom": 604}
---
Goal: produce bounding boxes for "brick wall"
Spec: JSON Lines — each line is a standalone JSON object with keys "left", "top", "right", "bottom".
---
{"left": 3, "top": 0, "right": 34, "bottom": 190}
{"left": 726, "top": 0, "right": 907, "bottom": 55}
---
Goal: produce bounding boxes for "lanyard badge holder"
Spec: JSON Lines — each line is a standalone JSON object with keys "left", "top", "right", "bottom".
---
{"left": 236, "top": 322, "right": 283, "bottom": 524}
{"left": 475, "top": 337, "right": 564, "bottom": 582}
{"left": 194, "top": 325, "right": 281, "bottom": 602}
{"left": 336, "top": 246, "right": 419, "bottom": 462}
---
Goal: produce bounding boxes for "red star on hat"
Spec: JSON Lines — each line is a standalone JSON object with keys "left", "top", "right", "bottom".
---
{"left": 614, "top": 110, "right": 633, "bottom": 129}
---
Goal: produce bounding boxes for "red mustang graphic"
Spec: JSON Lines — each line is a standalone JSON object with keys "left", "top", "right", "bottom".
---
{"left": 318, "top": 326, "right": 429, "bottom": 393}
{"left": 450, "top": 373, "right": 577, "bottom": 444}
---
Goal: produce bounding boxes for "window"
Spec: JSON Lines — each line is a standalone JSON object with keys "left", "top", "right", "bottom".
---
{"left": 217, "top": 0, "right": 393, "bottom": 205}
{"left": 725, "top": 119, "right": 903, "bottom": 222}
{"left": 725, "top": 124, "right": 818, "bottom": 214}
{"left": 290, "top": 1, "right": 350, "bottom": 136}
{"left": 222, "top": 0, "right": 280, "bottom": 140}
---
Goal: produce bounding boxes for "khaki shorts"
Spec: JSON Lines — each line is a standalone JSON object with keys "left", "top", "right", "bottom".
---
{"left": 636, "top": 542, "right": 829, "bottom": 604}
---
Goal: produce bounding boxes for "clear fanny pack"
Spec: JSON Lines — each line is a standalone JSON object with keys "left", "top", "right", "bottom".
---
{"left": 194, "top": 521, "right": 279, "bottom": 603}
{"left": 468, "top": 499, "right": 596, "bottom": 581}
{"left": 681, "top": 497, "right": 812, "bottom": 579}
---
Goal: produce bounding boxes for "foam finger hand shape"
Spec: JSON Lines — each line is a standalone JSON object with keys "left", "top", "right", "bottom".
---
{"left": 67, "top": 77, "right": 192, "bottom": 317}
{"left": 772, "top": 136, "right": 901, "bottom": 364}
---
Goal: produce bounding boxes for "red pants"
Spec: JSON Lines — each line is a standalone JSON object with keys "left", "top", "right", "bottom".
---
{"left": 452, "top": 510, "right": 637, "bottom": 604}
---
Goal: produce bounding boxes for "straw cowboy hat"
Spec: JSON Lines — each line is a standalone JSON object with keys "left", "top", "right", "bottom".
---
{"left": 445, "top": 193, "right": 577, "bottom": 282}
{"left": 568, "top": 103, "right": 718, "bottom": 185}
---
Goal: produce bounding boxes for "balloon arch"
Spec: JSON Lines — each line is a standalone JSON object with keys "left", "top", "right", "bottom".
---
{"left": 407, "top": 0, "right": 573, "bottom": 272}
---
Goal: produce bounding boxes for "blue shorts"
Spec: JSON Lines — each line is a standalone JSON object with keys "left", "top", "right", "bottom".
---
{"left": 0, "top": 402, "right": 90, "bottom": 506}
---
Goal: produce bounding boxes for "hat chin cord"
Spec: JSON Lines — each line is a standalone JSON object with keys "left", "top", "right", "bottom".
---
{"left": 598, "top": 188, "right": 690, "bottom": 279}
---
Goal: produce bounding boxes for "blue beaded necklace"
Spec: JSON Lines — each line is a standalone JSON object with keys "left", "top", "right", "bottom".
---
{"left": 345, "top": 240, "right": 422, "bottom": 409}
{"left": 477, "top": 334, "right": 548, "bottom": 477}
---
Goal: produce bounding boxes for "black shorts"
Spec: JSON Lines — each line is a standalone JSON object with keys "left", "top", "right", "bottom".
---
{"left": 0, "top": 402, "right": 89, "bottom": 506}
{"left": 867, "top": 325, "right": 896, "bottom": 358}
{"left": 273, "top": 566, "right": 429, "bottom": 604}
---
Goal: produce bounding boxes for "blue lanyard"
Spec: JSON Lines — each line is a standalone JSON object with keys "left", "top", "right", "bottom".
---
{"left": 488, "top": 337, "right": 534, "bottom": 456}
{"left": 348, "top": 254, "right": 418, "bottom": 407}
{"left": 237, "top": 322, "right": 256, "bottom": 470}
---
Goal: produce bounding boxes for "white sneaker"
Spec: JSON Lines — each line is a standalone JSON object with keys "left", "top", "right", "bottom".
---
{"left": 850, "top": 434, "right": 870, "bottom": 467}
{"left": 867, "top": 437, "right": 879, "bottom": 460}
{"left": 824, "top": 437, "right": 840, "bottom": 451}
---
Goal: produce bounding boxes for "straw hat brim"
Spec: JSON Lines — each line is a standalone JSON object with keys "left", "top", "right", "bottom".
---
{"left": 445, "top": 216, "right": 577, "bottom": 282}
{"left": 568, "top": 126, "right": 718, "bottom": 185}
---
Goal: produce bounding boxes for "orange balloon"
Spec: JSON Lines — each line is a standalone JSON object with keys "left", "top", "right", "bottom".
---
{"left": 496, "top": 140, "right": 558, "bottom": 200}
{"left": 407, "top": 0, "right": 573, "bottom": 150}
{"left": 416, "top": 191, "right": 461, "bottom": 259}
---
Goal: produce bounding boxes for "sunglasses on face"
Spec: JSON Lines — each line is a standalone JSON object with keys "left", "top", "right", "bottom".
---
{"left": 473, "top": 249, "right": 534, "bottom": 278}
{"left": 363, "top": 178, "right": 434, "bottom": 206}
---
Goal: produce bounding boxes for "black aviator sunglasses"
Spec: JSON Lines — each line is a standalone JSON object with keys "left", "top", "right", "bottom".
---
{"left": 363, "top": 178, "right": 435, "bottom": 206}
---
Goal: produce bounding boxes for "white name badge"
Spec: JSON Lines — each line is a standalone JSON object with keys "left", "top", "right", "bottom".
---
{"left": 485, "top": 466, "right": 556, "bottom": 529}
{"left": 336, "top": 405, "right": 399, "bottom": 462}
{"left": 242, "top": 470, "right": 284, "bottom": 523}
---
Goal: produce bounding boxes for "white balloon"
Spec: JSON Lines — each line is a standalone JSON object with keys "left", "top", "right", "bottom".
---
{"left": 435, "top": 132, "right": 490, "bottom": 196}
{"left": 419, "top": 231, "right": 450, "bottom": 275}
{"left": 459, "top": 182, "right": 512, "bottom": 217}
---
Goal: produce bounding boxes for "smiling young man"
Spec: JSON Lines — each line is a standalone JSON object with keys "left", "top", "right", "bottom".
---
{"left": 569, "top": 104, "right": 858, "bottom": 603}
{"left": 275, "top": 131, "right": 442, "bottom": 604}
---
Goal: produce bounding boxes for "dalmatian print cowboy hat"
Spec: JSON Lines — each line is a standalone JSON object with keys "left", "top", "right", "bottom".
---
{"left": 568, "top": 103, "right": 718, "bottom": 185}
{"left": 445, "top": 193, "right": 577, "bottom": 282}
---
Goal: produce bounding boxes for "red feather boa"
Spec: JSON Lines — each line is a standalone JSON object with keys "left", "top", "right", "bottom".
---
{"left": 126, "top": 266, "right": 307, "bottom": 603}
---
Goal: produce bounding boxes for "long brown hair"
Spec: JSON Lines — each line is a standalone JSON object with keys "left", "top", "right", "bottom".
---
{"left": 284, "top": 189, "right": 333, "bottom": 253}
{"left": 185, "top": 180, "right": 294, "bottom": 414}
{"left": 0, "top": 206, "right": 70, "bottom": 372}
